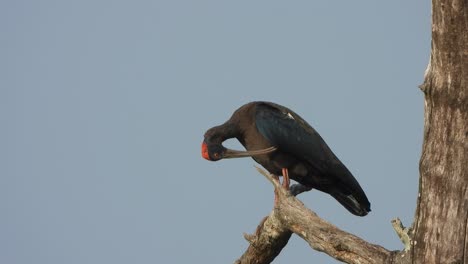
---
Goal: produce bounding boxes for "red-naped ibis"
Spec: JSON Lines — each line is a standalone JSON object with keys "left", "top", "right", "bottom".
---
{"left": 201, "top": 101, "right": 371, "bottom": 216}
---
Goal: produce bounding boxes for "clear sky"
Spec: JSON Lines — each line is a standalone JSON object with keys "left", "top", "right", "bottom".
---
{"left": 2, "top": 1, "right": 430, "bottom": 263}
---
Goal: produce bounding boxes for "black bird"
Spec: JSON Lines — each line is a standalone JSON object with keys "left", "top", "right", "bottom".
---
{"left": 201, "top": 101, "right": 371, "bottom": 216}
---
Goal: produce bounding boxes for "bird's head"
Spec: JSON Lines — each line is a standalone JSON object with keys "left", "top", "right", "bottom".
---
{"left": 201, "top": 141, "right": 226, "bottom": 161}
{"left": 202, "top": 124, "right": 277, "bottom": 161}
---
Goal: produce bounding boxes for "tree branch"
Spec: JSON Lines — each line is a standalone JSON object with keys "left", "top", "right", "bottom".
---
{"left": 235, "top": 211, "right": 292, "bottom": 264}
{"left": 235, "top": 167, "right": 397, "bottom": 264}
{"left": 391, "top": 218, "right": 412, "bottom": 251}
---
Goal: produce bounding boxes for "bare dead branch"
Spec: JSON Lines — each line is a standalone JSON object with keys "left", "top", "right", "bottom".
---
{"left": 391, "top": 218, "right": 411, "bottom": 251}
{"left": 235, "top": 167, "right": 396, "bottom": 264}
{"left": 235, "top": 211, "right": 292, "bottom": 264}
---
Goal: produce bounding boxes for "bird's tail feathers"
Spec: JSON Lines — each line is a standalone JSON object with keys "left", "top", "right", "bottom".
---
{"left": 330, "top": 191, "right": 370, "bottom": 217}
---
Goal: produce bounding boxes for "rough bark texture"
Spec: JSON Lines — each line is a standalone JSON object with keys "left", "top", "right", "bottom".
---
{"left": 235, "top": 168, "right": 395, "bottom": 264}
{"left": 413, "top": 0, "right": 468, "bottom": 263}
{"left": 235, "top": 211, "right": 292, "bottom": 264}
{"left": 233, "top": 1, "right": 467, "bottom": 263}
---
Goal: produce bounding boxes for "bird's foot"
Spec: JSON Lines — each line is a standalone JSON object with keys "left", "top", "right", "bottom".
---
{"left": 281, "top": 168, "right": 290, "bottom": 190}
{"left": 290, "top": 184, "right": 313, "bottom": 196}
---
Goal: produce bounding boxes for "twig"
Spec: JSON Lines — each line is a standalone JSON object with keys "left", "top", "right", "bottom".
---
{"left": 391, "top": 218, "right": 412, "bottom": 251}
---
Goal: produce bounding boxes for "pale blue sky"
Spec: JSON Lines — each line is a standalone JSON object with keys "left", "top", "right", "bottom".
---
{"left": 2, "top": 1, "right": 430, "bottom": 263}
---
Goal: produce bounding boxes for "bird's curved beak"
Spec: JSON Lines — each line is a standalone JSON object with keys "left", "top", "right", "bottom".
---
{"left": 223, "top": 146, "right": 277, "bottom": 159}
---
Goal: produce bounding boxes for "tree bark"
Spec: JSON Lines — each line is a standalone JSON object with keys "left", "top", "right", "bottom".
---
{"left": 235, "top": 210, "right": 292, "bottom": 264}
{"left": 235, "top": 168, "right": 395, "bottom": 264}
{"left": 413, "top": 0, "right": 468, "bottom": 263}
{"left": 234, "top": 0, "right": 467, "bottom": 263}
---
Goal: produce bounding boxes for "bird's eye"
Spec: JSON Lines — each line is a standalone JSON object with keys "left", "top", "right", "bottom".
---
{"left": 213, "top": 153, "right": 220, "bottom": 159}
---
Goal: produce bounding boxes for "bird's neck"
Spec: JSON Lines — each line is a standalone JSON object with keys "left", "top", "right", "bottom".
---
{"left": 209, "top": 122, "right": 240, "bottom": 144}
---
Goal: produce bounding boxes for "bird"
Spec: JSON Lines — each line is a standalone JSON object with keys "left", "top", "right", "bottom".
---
{"left": 201, "top": 101, "right": 371, "bottom": 216}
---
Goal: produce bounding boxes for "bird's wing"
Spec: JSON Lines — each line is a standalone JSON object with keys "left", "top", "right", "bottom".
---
{"left": 254, "top": 102, "right": 336, "bottom": 167}
{"left": 255, "top": 102, "right": 371, "bottom": 215}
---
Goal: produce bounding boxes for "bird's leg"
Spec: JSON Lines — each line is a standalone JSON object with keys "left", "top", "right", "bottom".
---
{"left": 273, "top": 169, "right": 290, "bottom": 207}
{"left": 281, "top": 168, "right": 290, "bottom": 190}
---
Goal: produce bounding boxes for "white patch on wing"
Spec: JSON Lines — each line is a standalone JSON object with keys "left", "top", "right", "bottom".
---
{"left": 286, "top": 112, "right": 295, "bottom": 120}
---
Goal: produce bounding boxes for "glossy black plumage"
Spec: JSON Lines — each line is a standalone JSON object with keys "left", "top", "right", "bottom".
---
{"left": 202, "top": 101, "right": 371, "bottom": 216}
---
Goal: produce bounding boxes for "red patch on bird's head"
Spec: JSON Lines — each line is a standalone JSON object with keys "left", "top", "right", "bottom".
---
{"left": 201, "top": 142, "right": 211, "bottom": 160}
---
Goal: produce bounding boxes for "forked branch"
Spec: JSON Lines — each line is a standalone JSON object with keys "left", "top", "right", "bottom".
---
{"left": 235, "top": 167, "right": 397, "bottom": 264}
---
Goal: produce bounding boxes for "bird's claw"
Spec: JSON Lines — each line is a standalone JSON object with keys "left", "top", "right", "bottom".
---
{"left": 290, "top": 184, "right": 313, "bottom": 196}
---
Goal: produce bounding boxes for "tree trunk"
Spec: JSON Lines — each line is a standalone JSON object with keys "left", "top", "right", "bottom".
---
{"left": 413, "top": 0, "right": 468, "bottom": 263}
